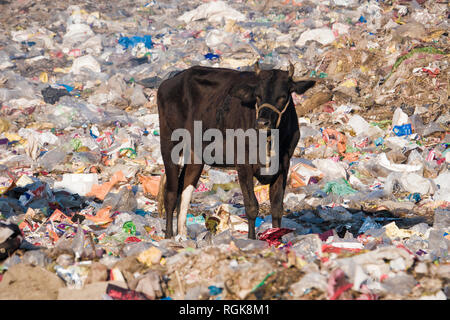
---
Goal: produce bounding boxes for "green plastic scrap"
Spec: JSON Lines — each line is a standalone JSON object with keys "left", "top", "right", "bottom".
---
{"left": 123, "top": 221, "right": 136, "bottom": 235}
{"left": 346, "top": 145, "right": 359, "bottom": 153}
{"left": 310, "top": 70, "right": 328, "bottom": 78}
{"left": 251, "top": 271, "right": 275, "bottom": 293}
{"left": 322, "top": 178, "right": 358, "bottom": 196}
{"left": 386, "top": 46, "right": 446, "bottom": 80}
{"left": 70, "top": 138, "right": 83, "bottom": 152}
{"left": 119, "top": 147, "right": 137, "bottom": 159}
{"left": 370, "top": 120, "right": 392, "bottom": 130}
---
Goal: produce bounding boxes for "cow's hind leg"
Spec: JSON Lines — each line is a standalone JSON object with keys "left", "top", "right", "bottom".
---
{"left": 163, "top": 165, "right": 180, "bottom": 238}
{"left": 177, "top": 164, "right": 204, "bottom": 238}
{"left": 237, "top": 166, "right": 259, "bottom": 239}
{"left": 157, "top": 173, "right": 166, "bottom": 218}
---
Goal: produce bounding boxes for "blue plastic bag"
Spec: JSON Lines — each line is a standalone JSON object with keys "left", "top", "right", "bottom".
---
{"left": 393, "top": 124, "right": 412, "bottom": 136}
{"left": 118, "top": 35, "right": 153, "bottom": 49}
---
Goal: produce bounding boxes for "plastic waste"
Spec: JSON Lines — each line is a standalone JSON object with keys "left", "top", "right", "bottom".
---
{"left": 37, "top": 149, "right": 67, "bottom": 171}
{"left": 0, "top": 0, "right": 447, "bottom": 302}
{"left": 102, "top": 186, "right": 138, "bottom": 213}
{"left": 0, "top": 222, "right": 22, "bottom": 260}
{"left": 347, "top": 115, "right": 370, "bottom": 136}
{"left": 178, "top": 1, "right": 246, "bottom": 23}
{"left": 0, "top": 166, "right": 17, "bottom": 195}
{"left": 118, "top": 35, "right": 153, "bottom": 50}
{"left": 312, "top": 159, "right": 347, "bottom": 180}
{"left": 296, "top": 28, "right": 335, "bottom": 46}
{"left": 393, "top": 124, "right": 412, "bottom": 136}
{"left": 22, "top": 250, "right": 51, "bottom": 267}
{"left": 290, "top": 272, "right": 328, "bottom": 297}
{"left": 392, "top": 107, "right": 409, "bottom": 127}
{"left": 71, "top": 55, "right": 101, "bottom": 75}
{"left": 54, "top": 174, "right": 99, "bottom": 197}
{"left": 322, "top": 179, "right": 357, "bottom": 196}
{"left": 208, "top": 169, "right": 235, "bottom": 185}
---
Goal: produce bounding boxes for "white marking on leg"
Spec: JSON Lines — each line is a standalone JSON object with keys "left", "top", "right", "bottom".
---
{"left": 177, "top": 184, "right": 194, "bottom": 238}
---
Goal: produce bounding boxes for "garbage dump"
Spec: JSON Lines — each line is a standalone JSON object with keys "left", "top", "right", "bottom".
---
{"left": 0, "top": 0, "right": 448, "bottom": 301}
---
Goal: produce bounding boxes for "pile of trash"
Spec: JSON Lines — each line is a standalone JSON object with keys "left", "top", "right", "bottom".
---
{"left": 0, "top": 0, "right": 448, "bottom": 300}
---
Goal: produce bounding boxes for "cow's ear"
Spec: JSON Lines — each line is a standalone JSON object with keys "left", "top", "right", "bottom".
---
{"left": 230, "top": 84, "right": 256, "bottom": 104}
{"left": 290, "top": 80, "right": 316, "bottom": 94}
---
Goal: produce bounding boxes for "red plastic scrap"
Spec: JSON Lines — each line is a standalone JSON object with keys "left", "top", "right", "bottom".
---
{"left": 329, "top": 283, "right": 353, "bottom": 300}
{"left": 327, "top": 268, "right": 353, "bottom": 300}
{"left": 124, "top": 236, "right": 141, "bottom": 243}
{"left": 396, "top": 243, "right": 415, "bottom": 256}
{"left": 257, "top": 228, "right": 294, "bottom": 247}
{"left": 321, "top": 243, "right": 362, "bottom": 254}
{"left": 106, "top": 284, "right": 147, "bottom": 300}
{"left": 422, "top": 67, "right": 439, "bottom": 77}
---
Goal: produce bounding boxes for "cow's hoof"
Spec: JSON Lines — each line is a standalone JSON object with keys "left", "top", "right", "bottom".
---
{"left": 165, "top": 232, "right": 173, "bottom": 239}
{"left": 175, "top": 234, "right": 187, "bottom": 243}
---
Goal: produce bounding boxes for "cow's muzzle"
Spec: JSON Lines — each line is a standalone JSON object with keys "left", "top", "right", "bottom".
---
{"left": 255, "top": 96, "right": 291, "bottom": 129}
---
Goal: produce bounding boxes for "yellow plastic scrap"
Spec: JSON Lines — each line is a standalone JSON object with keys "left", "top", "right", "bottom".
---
{"left": 15, "top": 175, "right": 34, "bottom": 188}
{"left": 39, "top": 72, "right": 48, "bottom": 83}
{"left": 137, "top": 246, "right": 162, "bottom": 267}
{"left": 341, "top": 78, "right": 357, "bottom": 88}
{"left": 422, "top": 30, "right": 446, "bottom": 42}
{"left": 0, "top": 118, "right": 10, "bottom": 133}
{"left": 4, "top": 133, "right": 25, "bottom": 145}
{"left": 336, "top": 60, "right": 343, "bottom": 73}
{"left": 53, "top": 67, "right": 70, "bottom": 73}
{"left": 296, "top": 257, "right": 307, "bottom": 269}
{"left": 254, "top": 184, "right": 270, "bottom": 203}
{"left": 384, "top": 222, "right": 419, "bottom": 239}
{"left": 360, "top": 65, "right": 369, "bottom": 73}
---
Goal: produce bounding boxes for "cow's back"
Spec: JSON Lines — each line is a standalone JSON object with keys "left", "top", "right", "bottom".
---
{"left": 157, "top": 66, "right": 256, "bottom": 132}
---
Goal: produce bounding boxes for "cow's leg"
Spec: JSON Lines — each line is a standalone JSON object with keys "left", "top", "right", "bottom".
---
{"left": 237, "top": 166, "right": 258, "bottom": 239}
{"left": 157, "top": 173, "right": 166, "bottom": 218}
{"left": 269, "top": 170, "right": 287, "bottom": 229}
{"left": 177, "top": 164, "right": 204, "bottom": 237}
{"left": 163, "top": 161, "right": 182, "bottom": 238}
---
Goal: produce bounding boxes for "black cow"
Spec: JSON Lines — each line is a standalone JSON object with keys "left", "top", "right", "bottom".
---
{"left": 156, "top": 62, "right": 315, "bottom": 239}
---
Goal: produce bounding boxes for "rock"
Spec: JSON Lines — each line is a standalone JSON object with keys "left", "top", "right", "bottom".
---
{"left": 381, "top": 273, "right": 416, "bottom": 296}
{"left": 85, "top": 262, "right": 109, "bottom": 284}
{"left": 0, "top": 264, "right": 65, "bottom": 300}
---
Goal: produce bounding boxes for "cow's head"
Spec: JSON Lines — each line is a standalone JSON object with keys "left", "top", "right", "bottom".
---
{"left": 230, "top": 62, "right": 315, "bottom": 130}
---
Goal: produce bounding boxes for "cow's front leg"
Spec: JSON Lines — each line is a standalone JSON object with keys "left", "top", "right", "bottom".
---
{"left": 237, "top": 166, "right": 259, "bottom": 239}
{"left": 269, "top": 169, "right": 287, "bottom": 229}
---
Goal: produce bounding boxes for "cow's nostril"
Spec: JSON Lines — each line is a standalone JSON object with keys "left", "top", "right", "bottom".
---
{"left": 257, "top": 119, "right": 270, "bottom": 128}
